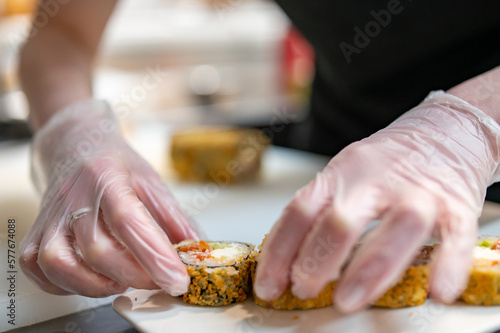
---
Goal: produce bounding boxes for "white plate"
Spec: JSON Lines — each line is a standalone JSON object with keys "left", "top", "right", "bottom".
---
{"left": 113, "top": 289, "right": 500, "bottom": 333}
{"left": 111, "top": 145, "right": 500, "bottom": 333}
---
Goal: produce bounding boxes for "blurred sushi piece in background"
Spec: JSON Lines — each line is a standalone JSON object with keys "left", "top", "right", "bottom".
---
{"left": 170, "top": 127, "right": 270, "bottom": 184}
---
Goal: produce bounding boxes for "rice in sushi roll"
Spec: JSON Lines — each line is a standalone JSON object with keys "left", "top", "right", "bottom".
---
{"left": 175, "top": 240, "right": 255, "bottom": 306}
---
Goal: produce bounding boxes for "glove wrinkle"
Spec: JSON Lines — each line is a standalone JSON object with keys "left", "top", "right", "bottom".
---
{"left": 256, "top": 91, "right": 500, "bottom": 311}
{"left": 21, "top": 99, "right": 198, "bottom": 297}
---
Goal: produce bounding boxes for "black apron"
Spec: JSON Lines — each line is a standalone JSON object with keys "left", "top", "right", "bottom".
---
{"left": 275, "top": 0, "right": 500, "bottom": 154}
{"left": 274, "top": 0, "right": 500, "bottom": 200}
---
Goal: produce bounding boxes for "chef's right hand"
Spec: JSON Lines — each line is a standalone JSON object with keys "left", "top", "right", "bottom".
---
{"left": 20, "top": 99, "right": 199, "bottom": 297}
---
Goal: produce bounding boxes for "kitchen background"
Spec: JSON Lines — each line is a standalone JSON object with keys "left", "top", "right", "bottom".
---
{"left": 0, "top": 0, "right": 315, "bottom": 138}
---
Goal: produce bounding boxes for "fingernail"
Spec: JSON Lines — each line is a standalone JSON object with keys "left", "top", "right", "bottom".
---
{"left": 439, "top": 292, "right": 456, "bottom": 304}
{"left": 254, "top": 279, "right": 281, "bottom": 301}
{"left": 291, "top": 282, "right": 314, "bottom": 300}
{"left": 290, "top": 264, "right": 317, "bottom": 299}
{"left": 156, "top": 263, "right": 191, "bottom": 296}
{"left": 98, "top": 282, "right": 127, "bottom": 297}
{"left": 290, "top": 268, "right": 313, "bottom": 300}
{"left": 434, "top": 277, "right": 460, "bottom": 304}
{"left": 335, "top": 283, "right": 366, "bottom": 313}
{"left": 431, "top": 262, "right": 465, "bottom": 304}
{"left": 113, "top": 281, "right": 126, "bottom": 290}
{"left": 167, "top": 274, "right": 190, "bottom": 296}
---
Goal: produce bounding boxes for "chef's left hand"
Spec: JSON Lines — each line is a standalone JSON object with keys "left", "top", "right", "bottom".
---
{"left": 254, "top": 90, "right": 500, "bottom": 312}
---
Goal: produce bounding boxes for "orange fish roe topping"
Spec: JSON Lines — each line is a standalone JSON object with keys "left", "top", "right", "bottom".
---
{"left": 492, "top": 239, "right": 500, "bottom": 250}
{"left": 194, "top": 252, "right": 212, "bottom": 261}
{"left": 199, "top": 240, "right": 212, "bottom": 252}
{"left": 178, "top": 240, "right": 213, "bottom": 253}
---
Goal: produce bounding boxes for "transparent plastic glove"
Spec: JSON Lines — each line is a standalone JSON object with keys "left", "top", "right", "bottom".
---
{"left": 20, "top": 99, "right": 199, "bottom": 297}
{"left": 255, "top": 91, "right": 500, "bottom": 312}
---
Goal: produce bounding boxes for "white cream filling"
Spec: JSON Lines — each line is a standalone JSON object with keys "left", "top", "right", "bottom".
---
{"left": 179, "top": 242, "right": 250, "bottom": 266}
{"left": 473, "top": 246, "right": 500, "bottom": 262}
{"left": 210, "top": 247, "right": 243, "bottom": 260}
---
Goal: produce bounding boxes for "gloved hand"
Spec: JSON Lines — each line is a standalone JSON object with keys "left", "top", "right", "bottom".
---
{"left": 254, "top": 91, "right": 500, "bottom": 312}
{"left": 20, "top": 99, "right": 199, "bottom": 297}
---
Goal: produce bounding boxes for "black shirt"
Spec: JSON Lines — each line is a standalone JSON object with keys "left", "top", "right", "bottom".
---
{"left": 275, "top": 0, "right": 500, "bottom": 155}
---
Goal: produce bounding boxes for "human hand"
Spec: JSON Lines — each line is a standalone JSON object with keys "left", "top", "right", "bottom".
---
{"left": 254, "top": 91, "right": 500, "bottom": 312}
{"left": 20, "top": 99, "right": 198, "bottom": 297}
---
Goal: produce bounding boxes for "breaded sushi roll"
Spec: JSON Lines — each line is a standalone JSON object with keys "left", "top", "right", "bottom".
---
{"left": 251, "top": 254, "right": 335, "bottom": 310}
{"left": 175, "top": 240, "right": 255, "bottom": 306}
{"left": 170, "top": 127, "right": 269, "bottom": 183}
{"left": 252, "top": 243, "right": 433, "bottom": 310}
{"left": 461, "top": 236, "right": 500, "bottom": 305}
{"left": 372, "top": 245, "right": 433, "bottom": 308}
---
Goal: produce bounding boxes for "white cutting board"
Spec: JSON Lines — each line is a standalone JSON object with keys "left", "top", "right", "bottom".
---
{"left": 114, "top": 124, "right": 500, "bottom": 333}
{"left": 112, "top": 171, "right": 500, "bottom": 333}
{"left": 112, "top": 194, "right": 500, "bottom": 333}
{"left": 113, "top": 288, "right": 500, "bottom": 333}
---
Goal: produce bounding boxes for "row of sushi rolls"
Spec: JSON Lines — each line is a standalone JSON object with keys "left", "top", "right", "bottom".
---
{"left": 167, "top": 128, "right": 500, "bottom": 309}
{"left": 173, "top": 236, "right": 500, "bottom": 310}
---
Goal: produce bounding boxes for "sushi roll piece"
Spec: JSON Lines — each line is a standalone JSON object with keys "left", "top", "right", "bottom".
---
{"left": 175, "top": 240, "right": 256, "bottom": 306}
{"left": 251, "top": 251, "right": 335, "bottom": 310}
{"left": 170, "top": 127, "right": 270, "bottom": 184}
{"left": 252, "top": 239, "right": 433, "bottom": 310}
{"left": 372, "top": 245, "right": 433, "bottom": 308}
{"left": 460, "top": 236, "right": 500, "bottom": 305}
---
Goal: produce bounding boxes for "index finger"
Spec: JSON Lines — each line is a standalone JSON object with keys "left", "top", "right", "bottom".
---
{"left": 131, "top": 173, "right": 199, "bottom": 243}
{"left": 100, "top": 174, "right": 190, "bottom": 296}
{"left": 430, "top": 208, "right": 477, "bottom": 303}
{"left": 254, "top": 172, "right": 333, "bottom": 301}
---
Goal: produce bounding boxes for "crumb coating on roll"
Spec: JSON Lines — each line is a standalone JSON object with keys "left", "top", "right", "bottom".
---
{"left": 461, "top": 236, "right": 500, "bottom": 305}
{"left": 251, "top": 243, "right": 433, "bottom": 310}
{"left": 251, "top": 252, "right": 335, "bottom": 310}
{"left": 372, "top": 265, "right": 429, "bottom": 308}
{"left": 175, "top": 240, "right": 256, "bottom": 306}
{"left": 182, "top": 258, "right": 253, "bottom": 306}
{"left": 461, "top": 268, "right": 500, "bottom": 305}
